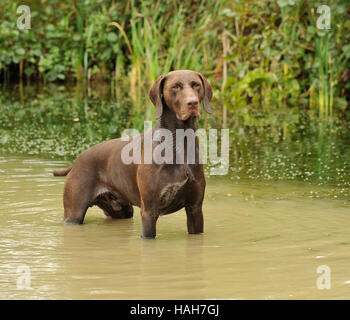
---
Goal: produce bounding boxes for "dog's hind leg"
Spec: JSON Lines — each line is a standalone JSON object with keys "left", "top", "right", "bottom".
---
{"left": 62, "top": 173, "right": 94, "bottom": 225}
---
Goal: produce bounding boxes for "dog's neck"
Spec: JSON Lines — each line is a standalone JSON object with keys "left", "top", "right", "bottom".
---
{"left": 156, "top": 107, "right": 198, "bottom": 133}
{"left": 154, "top": 106, "right": 199, "bottom": 167}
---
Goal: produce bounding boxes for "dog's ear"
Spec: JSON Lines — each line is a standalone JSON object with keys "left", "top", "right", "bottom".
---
{"left": 149, "top": 75, "right": 166, "bottom": 119}
{"left": 197, "top": 72, "right": 213, "bottom": 114}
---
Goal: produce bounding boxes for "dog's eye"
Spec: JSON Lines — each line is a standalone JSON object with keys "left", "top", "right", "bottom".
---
{"left": 192, "top": 82, "right": 200, "bottom": 89}
{"left": 172, "top": 83, "right": 182, "bottom": 89}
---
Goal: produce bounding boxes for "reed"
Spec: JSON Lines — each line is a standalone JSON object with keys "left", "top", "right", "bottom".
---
{"left": 108, "top": 0, "right": 216, "bottom": 122}
{"left": 309, "top": 7, "right": 333, "bottom": 119}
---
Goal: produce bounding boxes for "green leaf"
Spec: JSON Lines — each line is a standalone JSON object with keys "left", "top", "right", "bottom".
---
{"left": 334, "top": 97, "right": 348, "bottom": 111}
{"left": 219, "top": 9, "right": 236, "bottom": 17}
{"left": 24, "top": 67, "right": 34, "bottom": 76}
{"left": 16, "top": 48, "right": 26, "bottom": 55}
{"left": 107, "top": 32, "right": 118, "bottom": 42}
{"left": 73, "top": 34, "right": 81, "bottom": 41}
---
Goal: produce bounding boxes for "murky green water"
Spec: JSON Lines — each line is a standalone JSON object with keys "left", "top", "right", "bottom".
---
{"left": 1, "top": 154, "right": 350, "bottom": 299}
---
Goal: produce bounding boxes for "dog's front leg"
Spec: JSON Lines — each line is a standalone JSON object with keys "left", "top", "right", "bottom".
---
{"left": 141, "top": 206, "right": 158, "bottom": 239}
{"left": 185, "top": 204, "right": 204, "bottom": 234}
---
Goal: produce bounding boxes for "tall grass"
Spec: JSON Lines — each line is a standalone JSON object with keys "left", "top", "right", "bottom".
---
{"left": 108, "top": 0, "right": 219, "bottom": 122}
{"left": 309, "top": 8, "right": 333, "bottom": 119}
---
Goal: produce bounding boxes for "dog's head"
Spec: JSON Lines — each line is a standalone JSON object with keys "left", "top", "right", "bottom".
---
{"left": 149, "top": 70, "right": 212, "bottom": 121}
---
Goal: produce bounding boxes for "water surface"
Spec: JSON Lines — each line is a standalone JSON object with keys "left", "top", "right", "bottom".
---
{"left": 1, "top": 155, "right": 350, "bottom": 299}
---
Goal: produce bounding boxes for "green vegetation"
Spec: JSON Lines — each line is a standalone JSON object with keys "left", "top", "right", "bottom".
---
{"left": 0, "top": 0, "right": 350, "bottom": 178}
{"left": 1, "top": 1, "right": 349, "bottom": 120}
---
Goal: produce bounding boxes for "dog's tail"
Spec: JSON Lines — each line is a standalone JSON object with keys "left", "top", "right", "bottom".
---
{"left": 53, "top": 166, "right": 72, "bottom": 177}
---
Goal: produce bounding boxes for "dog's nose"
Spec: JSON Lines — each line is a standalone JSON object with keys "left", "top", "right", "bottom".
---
{"left": 186, "top": 98, "right": 199, "bottom": 109}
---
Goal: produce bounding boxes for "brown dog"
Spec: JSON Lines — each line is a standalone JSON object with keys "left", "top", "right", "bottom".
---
{"left": 53, "top": 70, "right": 212, "bottom": 238}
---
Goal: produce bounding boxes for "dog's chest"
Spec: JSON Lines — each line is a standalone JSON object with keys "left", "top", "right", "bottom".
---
{"left": 153, "top": 162, "right": 198, "bottom": 215}
{"left": 159, "top": 178, "right": 188, "bottom": 208}
{"left": 158, "top": 166, "right": 195, "bottom": 211}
